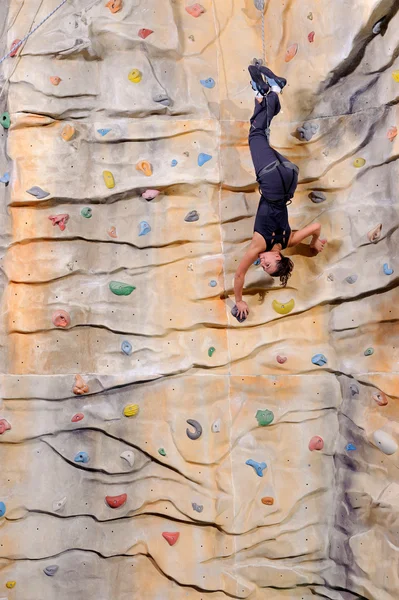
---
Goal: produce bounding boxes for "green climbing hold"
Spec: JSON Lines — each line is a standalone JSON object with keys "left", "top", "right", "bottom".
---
{"left": 81, "top": 207, "right": 92, "bottom": 218}
{"left": 109, "top": 281, "right": 136, "bottom": 296}
{"left": 0, "top": 112, "right": 10, "bottom": 129}
{"left": 256, "top": 409, "right": 274, "bottom": 426}
{"left": 158, "top": 448, "right": 166, "bottom": 456}
{"left": 364, "top": 347, "right": 374, "bottom": 356}
{"left": 208, "top": 347, "right": 215, "bottom": 357}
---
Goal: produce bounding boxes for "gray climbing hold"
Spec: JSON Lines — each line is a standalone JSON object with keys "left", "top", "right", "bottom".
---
{"left": 246, "top": 459, "right": 267, "bottom": 477}
{"left": 186, "top": 419, "right": 202, "bottom": 440}
{"left": 44, "top": 565, "right": 59, "bottom": 577}
{"left": 185, "top": 210, "right": 199, "bottom": 222}
{"left": 254, "top": 0, "right": 265, "bottom": 10}
{"left": 312, "top": 353, "right": 327, "bottom": 367}
{"left": 27, "top": 186, "right": 50, "bottom": 199}
{"left": 345, "top": 274, "right": 358, "bottom": 284}
{"left": 154, "top": 93, "right": 172, "bottom": 107}
{"left": 372, "top": 17, "right": 386, "bottom": 35}
{"left": 327, "top": 274, "right": 334, "bottom": 282}
{"left": 121, "top": 340, "right": 132, "bottom": 355}
{"left": 231, "top": 305, "right": 247, "bottom": 323}
{"left": 211, "top": 418, "right": 221, "bottom": 433}
{"left": 192, "top": 502, "right": 203, "bottom": 512}
{"left": 309, "top": 191, "right": 326, "bottom": 203}
{"left": 209, "top": 280, "right": 217, "bottom": 287}
{"left": 350, "top": 384, "right": 359, "bottom": 397}
{"left": 138, "top": 221, "right": 151, "bottom": 236}
{"left": 297, "top": 122, "right": 319, "bottom": 141}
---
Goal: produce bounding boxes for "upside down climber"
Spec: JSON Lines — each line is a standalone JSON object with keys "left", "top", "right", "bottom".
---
{"left": 233, "top": 62, "right": 327, "bottom": 320}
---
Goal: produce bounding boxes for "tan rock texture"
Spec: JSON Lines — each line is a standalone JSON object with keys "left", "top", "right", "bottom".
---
{"left": 0, "top": 0, "right": 399, "bottom": 599}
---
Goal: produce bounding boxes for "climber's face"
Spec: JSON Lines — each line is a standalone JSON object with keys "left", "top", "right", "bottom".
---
{"left": 259, "top": 251, "right": 281, "bottom": 275}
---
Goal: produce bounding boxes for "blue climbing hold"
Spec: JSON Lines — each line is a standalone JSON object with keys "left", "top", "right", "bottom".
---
{"left": 383, "top": 263, "right": 394, "bottom": 275}
{"left": 200, "top": 78, "right": 215, "bottom": 89}
{"left": 198, "top": 153, "right": 212, "bottom": 167}
{"left": 245, "top": 459, "right": 267, "bottom": 477}
{"left": 346, "top": 443, "right": 356, "bottom": 451}
{"left": 0, "top": 172, "right": 9, "bottom": 185}
{"left": 345, "top": 274, "right": 358, "bottom": 284}
{"left": 0, "top": 502, "right": 5, "bottom": 517}
{"left": 171, "top": 159, "right": 178, "bottom": 167}
{"left": 139, "top": 221, "right": 151, "bottom": 236}
{"left": 312, "top": 353, "right": 327, "bottom": 367}
{"left": 254, "top": 258, "right": 261, "bottom": 266}
{"left": 121, "top": 341, "right": 132, "bottom": 355}
{"left": 209, "top": 280, "right": 217, "bottom": 287}
{"left": 74, "top": 451, "right": 89, "bottom": 463}
{"left": 97, "top": 128, "right": 111, "bottom": 136}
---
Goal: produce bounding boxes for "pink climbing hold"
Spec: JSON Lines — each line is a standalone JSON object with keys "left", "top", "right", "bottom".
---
{"left": 309, "top": 436, "right": 324, "bottom": 451}
{"left": 142, "top": 189, "right": 160, "bottom": 200}
{"left": 308, "top": 31, "right": 315, "bottom": 43}
{"left": 138, "top": 28, "right": 154, "bottom": 39}
{"left": 50, "top": 76, "right": 62, "bottom": 86}
{"left": 162, "top": 532, "right": 180, "bottom": 546}
{"left": 276, "top": 355, "right": 287, "bottom": 364}
{"left": 105, "top": 493, "right": 127, "bottom": 508}
{"left": 185, "top": 3, "right": 205, "bottom": 17}
{"left": 285, "top": 43, "right": 298, "bottom": 62}
{"left": 0, "top": 419, "right": 11, "bottom": 435}
{"left": 71, "top": 413, "right": 84, "bottom": 423}
{"left": 387, "top": 126, "right": 397, "bottom": 142}
{"left": 48, "top": 214, "right": 69, "bottom": 231}
{"left": 52, "top": 310, "right": 71, "bottom": 328}
{"left": 10, "top": 39, "right": 21, "bottom": 57}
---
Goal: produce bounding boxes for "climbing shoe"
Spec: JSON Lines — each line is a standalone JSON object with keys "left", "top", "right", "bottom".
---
{"left": 248, "top": 65, "right": 270, "bottom": 96}
{"left": 257, "top": 65, "right": 287, "bottom": 91}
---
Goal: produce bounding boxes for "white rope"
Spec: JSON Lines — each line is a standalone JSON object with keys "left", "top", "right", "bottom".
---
{"left": 0, "top": 0, "right": 69, "bottom": 65}
{"left": 254, "top": 0, "right": 266, "bottom": 63}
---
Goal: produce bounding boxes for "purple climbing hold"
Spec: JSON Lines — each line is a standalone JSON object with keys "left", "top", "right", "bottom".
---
{"left": 192, "top": 502, "right": 203, "bottom": 512}
{"left": 231, "top": 305, "right": 247, "bottom": 323}
{"left": 43, "top": 565, "right": 59, "bottom": 577}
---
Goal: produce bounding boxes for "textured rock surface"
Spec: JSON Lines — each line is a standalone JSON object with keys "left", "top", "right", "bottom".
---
{"left": 1, "top": 0, "right": 399, "bottom": 599}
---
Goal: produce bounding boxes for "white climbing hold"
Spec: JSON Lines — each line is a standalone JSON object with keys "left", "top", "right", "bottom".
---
{"left": 211, "top": 419, "right": 221, "bottom": 433}
{"left": 52, "top": 497, "right": 67, "bottom": 512}
{"left": 373, "top": 430, "right": 398, "bottom": 455}
{"left": 120, "top": 450, "right": 135, "bottom": 467}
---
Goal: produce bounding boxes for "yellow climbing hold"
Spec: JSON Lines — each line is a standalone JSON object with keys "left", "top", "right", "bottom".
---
{"left": 353, "top": 157, "right": 366, "bottom": 168}
{"left": 272, "top": 298, "right": 295, "bottom": 315}
{"left": 128, "top": 69, "right": 142, "bottom": 83}
{"left": 103, "top": 170, "right": 115, "bottom": 188}
{"left": 61, "top": 124, "right": 75, "bottom": 141}
{"left": 123, "top": 404, "right": 140, "bottom": 417}
{"left": 6, "top": 581, "right": 16, "bottom": 588}
{"left": 136, "top": 160, "right": 153, "bottom": 176}
{"left": 392, "top": 71, "right": 399, "bottom": 82}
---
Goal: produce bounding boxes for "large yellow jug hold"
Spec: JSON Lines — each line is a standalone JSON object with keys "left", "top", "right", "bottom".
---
{"left": 136, "top": 161, "right": 152, "bottom": 176}
{"left": 392, "top": 70, "right": 399, "bottom": 82}
{"left": 103, "top": 170, "right": 115, "bottom": 188}
{"left": 353, "top": 157, "right": 366, "bottom": 168}
{"left": 123, "top": 404, "right": 139, "bottom": 417}
{"left": 128, "top": 69, "right": 142, "bottom": 83}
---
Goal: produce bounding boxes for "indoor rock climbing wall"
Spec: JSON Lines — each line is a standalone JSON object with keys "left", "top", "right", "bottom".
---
{"left": 1, "top": 0, "right": 399, "bottom": 598}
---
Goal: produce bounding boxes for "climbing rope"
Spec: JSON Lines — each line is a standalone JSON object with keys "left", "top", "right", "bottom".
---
{"left": 254, "top": 0, "right": 266, "bottom": 63}
{"left": 0, "top": 0, "right": 69, "bottom": 66}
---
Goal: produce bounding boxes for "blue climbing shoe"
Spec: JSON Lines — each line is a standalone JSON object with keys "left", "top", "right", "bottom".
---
{"left": 248, "top": 65, "right": 270, "bottom": 96}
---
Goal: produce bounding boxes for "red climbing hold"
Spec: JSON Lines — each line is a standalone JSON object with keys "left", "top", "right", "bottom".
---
{"left": 162, "top": 532, "right": 180, "bottom": 546}
{"left": 105, "top": 494, "right": 127, "bottom": 508}
{"left": 138, "top": 28, "right": 154, "bottom": 39}
{"left": 387, "top": 126, "right": 397, "bottom": 142}
{"left": 10, "top": 39, "right": 21, "bottom": 57}
{"left": 309, "top": 436, "right": 324, "bottom": 451}
{"left": 276, "top": 355, "right": 287, "bottom": 364}
{"left": 308, "top": 31, "right": 315, "bottom": 43}
{"left": 48, "top": 214, "right": 69, "bottom": 231}
{"left": 0, "top": 419, "right": 11, "bottom": 434}
{"left": 71, "top": 413, "right": 84, "bottom": 422}
{"left": 52, "top": 310, "right": 71, "bottom": 328}
{"left": 185, "top": 3, "right": 205, "bottom": 17}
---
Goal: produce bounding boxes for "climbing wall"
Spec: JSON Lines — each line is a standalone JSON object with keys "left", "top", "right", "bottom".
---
{"left": 1, "top": 0, "right": 399, "bottom": 598}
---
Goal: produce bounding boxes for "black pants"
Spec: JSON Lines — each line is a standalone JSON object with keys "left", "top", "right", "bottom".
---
{"left": 249, "top": 92, "right": 299, "bottom": 203}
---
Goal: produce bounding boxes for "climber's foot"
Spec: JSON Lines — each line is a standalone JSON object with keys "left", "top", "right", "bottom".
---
{"left": 257, "top": 65, "right": 287, "bottom": 91}
{"left": 248, "top": 65, "right": 270, "bottom": 96}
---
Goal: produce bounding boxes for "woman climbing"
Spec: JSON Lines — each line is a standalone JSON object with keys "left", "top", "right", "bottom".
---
{"left": 233, "top": 62, "right": 326, "bottom": 320}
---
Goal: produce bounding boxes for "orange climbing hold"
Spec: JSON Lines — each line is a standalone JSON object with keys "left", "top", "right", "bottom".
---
{"left": 138, "top": 28, "right": 154, "bottom": 39}
{"left": 106, "top": 0, "right": 122, "bottom": 13}
{"left": 387, "top": 126, "right": 397, "bottom": 142}
{"left": 73, "top": 374, "right": 89, "bottom": 395}
{"left": 136, "top": 161, "right": 153, "bottom": 176}
{"left": 185, "top": 3, "right": 205, "bottom": 17}
{"left": 373, "top": 392, "right": 388, "bottom": 406}
{"left": 105, "top": 493, "right": 127, "bottom": 508}
{"left": 261, "top": 497, "right": 274, "bottom": 505}
{"left": 108, "top": 226, "right": 117, "bottom": 238}
{"left": 61, "top": 124, "right": 75, "bottom": 141}
{"left": 367, "top": 223, "right": 382, "bottom": 243}
{"left": 162, "top": 532, "right": 180, "bottom": 546}
{"left": 285, "top": 43, "right": 298, "bottom": 62}
{"left": 50, "top": 76, "right": 62, "bottom": 86}
{"left": 10, "top": 39, "right": 21, "bottom": 57}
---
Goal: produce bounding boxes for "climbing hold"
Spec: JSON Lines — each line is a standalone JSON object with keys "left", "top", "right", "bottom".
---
{"left": 187, "top": 263, "right": 194, "bottom": 271}
{"left": 0, "top": 502, "right": 6, "bottom": 517}
{"left": 350, "top": 384, "right": 359, "bottom": 397}
{"left": 27, "top": 186, "right": 50, "bottom": 199}
{"left": 138, "top": 221, "right": 151, "bottom": 236}
{"left": 346, "top": 443, "right": 356, "bottom": 452}
{"left": 0, "top": 419, "right": 11, "bottom": 434}
{"left": 0, "top": 173, "right": 9, "bottom": 185}
{"left": 142, "top": 189, "right": 160, "bottom": 200}
{"left": 209, "top": 280, "right": 217, "bottom": 287}
{"left": 109, "top": 281, "right": 135, "bottom": 296}
{"left": 353, "top": 157, "right": 366, "bottom": 168}
{"left": 309, "top": 436, "right": 324, "bottom": 451}
{"left": 120, "top": 451, "right": 135, "bottom": 467}
{"left": 208, "top": 347, "right": 215, "bottom": 357}
{"left": 136, "top": 161, "right": 152, "bottom": 176}
{"left": 52, "top": 310, "right": 70, "bottom": 328}
{"left": 254, "top": 258, "right": 261, "bottom": 265}
{"left": 10, "top": 39, "right": 21, "bottom": 57}
{"left": 392, "top": 71, "right": 399, "bottom": 83}
{"left": 121, "top": 341, "right": 132, "bottom": 355}
{"left": 327, "top": 274, "right": 334, "bottom": 282}
{"left": 171, "top": 159, "right": 178, "bottom": 167}
{"left": 272, "top": 298, "right": 295, "bottom": 315}
{"left": 108, "top": 226, "right": 117, "bottom": 238}
{"left": 185, "top": 3, "right": 205, "bottom": 17}
{"left": 307, "top": 12, "right": 313, "bottom": 20}
{"left": 138, "top": 28, "right": 153, "bottom": 39}
{"left": 211, "top": 419, "right": 221, "bottom": 433}
{"left": 49, "top": 213, "right": 69, "bottom": 231}
{"left": 367, "top": 223, "right": 382, "bottom": 243}
{"left": 308, "top": 31, "right": 315, "bottom": 43}
{"left": 98, "top": 128, "right": 111, "bottom": 136}
{"left": 0, "top": 112, "right": 10, "bottom": 129}
{"left": 81, "top": 207, "right": 92, "bottom": 218}
{"left": 373, "top": 392, "right": 388, "bottom": 406}
{"left": 285, "top": 43, "right": 298, "bottom": 62}
{"left": 198, "top": 153, "right": 212, "bottom": 166}
{"left": 61, "top": 124, "right": 75, "bottom": 141}
{"left": 192, "top": 503, "right": 203, "bottom": 512}
{"left": 200, "top": 78, "right": 215, "bottom": 89}
{"left": 297, "top": 122, "right": 318, "bottom": 141}
{"left": 364, "top": 347, "right": 374, "bottom": 356}
{"left": 103, "top": 170, "right": 115, "bottom": 189}
{"left": 73, "top": 374, "right": 89, "bottom": 395}
{"left": 246, "top": 459, "right": 267, "bottom": 477}
{"left": 255, "top": 409, "right": 274, "bottom": 426}
{"left": 231, "top": 305, "right": 247, "bottom": 323}
{"left": 154, "top": 93, "right": 172, "bottom": 106}
{"left": 105, "top": 494, "right": 127, "bottom": 508}
{"left": 43, "top": 565, "right": 59, "bottom": 577}
{"left": 71, "top": 413, "right": 84, "bottom": 422}
{"left": 123, "top": 404, "right": 139, "bottom": 417}
{"left": 309, "top": 191, "right": 326, "bottom": 203}
{"left": 311, "top": 354, "right": 327, "bottom": 367}
{"left": 254, "top": 0, "right": 264, "bottom": 9}
{"left": 74, "top": 451, "right": 89, "bottom": 463}
{"left": 387, "top": 126, "right": 397, "bottom": 142}
{"left": 383, "top": 263, "right": 394, "bottom": 275}
{"left": 106, "top": 0, "right": 122, "bottom": 13}
{"left": 261, "top": 497, "right": 274, "bottom": 505}
{"left": 276, "top": 355, "right": 287, "bottom": 364}
{"left": 186, "top": 419, "right": 202, "bottom": 440}
{"left": 162, "top": 532, "right": 180, "bottom": 546}
{"left": 185, "top": 210, "right": 199, "bottom": 222}
{"left": 188, "top": 35, "right": 195, "bottom": 41}
{"left": 373, "top": 430, "right": 398, "bottom": 455}
{"left": 372, "top": 17, "right": 386, "bottom": 35}
{"left": 53, "top": 497, "right": 67, "bottom": 511}
{"left": 158, "top": 448, "right": 166, "bottom": 457}
{"left": 128, "top": 69, "right": 142, "bottom": 83}
{"left": 345, "top": 274, "right": 358, "bottom": 284}
{"left": 6, "top": 581, "right": 16, "bottom": 588}
{"left": 50, "top": 76, "right": 61, "bottom": 86}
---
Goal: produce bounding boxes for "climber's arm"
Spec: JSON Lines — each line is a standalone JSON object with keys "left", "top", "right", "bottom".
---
{"left": 234, "top": 237, "right": 264, "bottom": 317}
